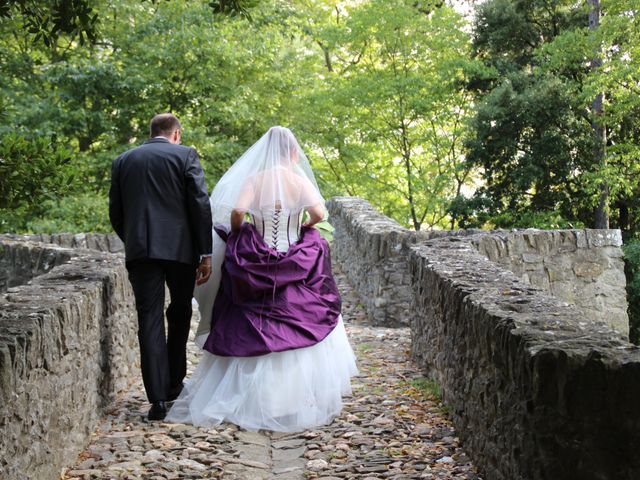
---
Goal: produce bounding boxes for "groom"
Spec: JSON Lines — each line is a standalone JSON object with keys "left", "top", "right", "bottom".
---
{"left": 109, "top": 113, "right": 213, "bottom": 420}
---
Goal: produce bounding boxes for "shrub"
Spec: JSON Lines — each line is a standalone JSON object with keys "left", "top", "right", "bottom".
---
{"left": 26, "top": 192, "right": 111, "bottom": 233}
{"left": 491, "top": 210, "right": 584, "bottom": 230}
{"left": 0, "top": 133, "right": 78, "bottom": 232}
{"left": 623, "top": 239, "right": 640, "bottom": 344}
{"left": 447, "top": 195, "right": 583, "bottom": 230}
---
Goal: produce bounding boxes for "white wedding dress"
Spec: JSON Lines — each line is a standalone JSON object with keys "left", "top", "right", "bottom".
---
{"left": 166, "top": 209, "right": 358, "bottom": 432}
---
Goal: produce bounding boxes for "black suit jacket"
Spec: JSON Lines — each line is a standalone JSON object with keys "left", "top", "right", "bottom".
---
{"left": 109, "top": 138, "right": 213, "bottom": 265}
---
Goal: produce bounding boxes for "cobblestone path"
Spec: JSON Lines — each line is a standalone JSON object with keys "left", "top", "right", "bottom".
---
{"left": 62, "top": 272, "right": 482, "bottom": 480}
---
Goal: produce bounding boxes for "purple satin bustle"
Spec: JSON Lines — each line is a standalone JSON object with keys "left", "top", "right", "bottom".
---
{"left": 203, "top": 223, "right": 342, "bottom": 357}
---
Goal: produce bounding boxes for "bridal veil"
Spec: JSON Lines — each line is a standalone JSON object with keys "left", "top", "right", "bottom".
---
{"left": 193, "top": 126, "right": 325, "bottom": 344}
{"left": 209, "top": 126, "right": 324, "bottom": 224}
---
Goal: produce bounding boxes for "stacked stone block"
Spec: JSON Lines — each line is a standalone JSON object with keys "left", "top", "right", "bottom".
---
{"left": 0, "top": 240, "right": 71, "bottom": 291}
{"left": 409, "top": 237, "right": 640, "bottom": 480}
{"left": 328, "top": 197, "right": 629, "bottom": 335}
{"left": 328, "top": 197, "right": 639, "bottom": 479}
{"left": 0, "top": 236, "right": 137, "bottom": 480}
{"left": 472, "top": 229, "right": 628, "bottom": 335}
{"left": 327, "top": 197, "right": 416, "bottom": 327}
{"left": 5, "top": 232, "right": 125, "bottom": 254}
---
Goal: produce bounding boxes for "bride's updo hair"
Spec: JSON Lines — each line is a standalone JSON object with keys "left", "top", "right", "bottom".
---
{"left": 268, "top": 126, "right": 300, "bottom": 164}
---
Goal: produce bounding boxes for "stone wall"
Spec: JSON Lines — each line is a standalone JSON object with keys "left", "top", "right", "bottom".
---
{"left": 0, "top": 236, "right": 137, "bottom": 480}
{"left": 6, "top": 232, "right": 125, "bottom": 254}
{"left": 327, "top": 197, "right": 417, "bottom": 327}
{"left": 328, "top": 197, "right": 629, "bottom": 335}
{"left": 472, "top": 229, "right": 628, "bottom": 335}
{"left": 328, "top": 197, "right": 640, "bottom": 479}
{"left": 409, "top": 237, "right": 640, "bottom": 480}
{"left": 0, "top": 239, "right": 72, "bottom": 292}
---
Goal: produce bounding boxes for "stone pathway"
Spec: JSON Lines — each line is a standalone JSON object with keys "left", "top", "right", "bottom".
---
{"left": 62, "top": 271, "right": 482, "bottom": 480}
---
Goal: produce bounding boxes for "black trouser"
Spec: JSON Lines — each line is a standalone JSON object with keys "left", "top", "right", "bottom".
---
{"left": 127, "top": 259, "right": 196, "bottom": 402}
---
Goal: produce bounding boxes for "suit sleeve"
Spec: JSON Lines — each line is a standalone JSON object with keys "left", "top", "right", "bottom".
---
{"left": 109, "top": 156, "right": 125, "bottom": 241}
{"left": 185, "top": 148, "right": 213, "bottom": 256}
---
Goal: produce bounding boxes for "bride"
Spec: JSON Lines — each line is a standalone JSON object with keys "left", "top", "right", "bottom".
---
{"left": 166, "top": 126, "right": 358, "bottom": 432}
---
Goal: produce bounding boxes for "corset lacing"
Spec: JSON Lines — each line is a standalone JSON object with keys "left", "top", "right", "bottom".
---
{"left": 270, "top": 208, "right": 282, "bottom": 250}
{"left": 250, "top": 208, "right": 303, "bottom": 332}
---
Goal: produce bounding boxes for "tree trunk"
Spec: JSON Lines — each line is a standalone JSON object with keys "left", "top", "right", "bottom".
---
{"left": 589, "top": 0, "right": 609, "bottom": 228}
{"left": 619, "top": 202, "right": 630, "bottom": 239}
{"left": 78, "top": 136, "right": 92, "bottom": 152}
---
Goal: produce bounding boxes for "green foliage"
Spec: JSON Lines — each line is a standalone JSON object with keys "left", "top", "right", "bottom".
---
{"left": 295, "top": 0, "right": 478, "bottom": 230}
{"left": 209, "top": 0, "right": 258, "bottom": 18}
{"left": 410, "top": 377, "right": 442, "bottom": 401}
{"left": 0, "top": 0, "right": 100, "bottom": 46}
{"left": 467, "top": 0, "right": 640, "bottom": 234}
{"left": 314, "top": 220, "right": 334, "bottom": 244}
{"left": 0, "top": 0, "right": 257, "bottom": 47}
{"left": 25, "top": 192, "right": 111, "bottom": 233}
{"left": 448, "top": 193, "right": 585, "bottom": 230}
{"left": 2, "top": 0, "right": 638, "bottom": 241}
{"left": 623, "top": 240, "right": 640, "bottom": 344}
{"left": 0, "top": 133, "right": 78, "bottom": 231}
{"left": 446, "top": 194, "right": 494, "bottom": 229}
{"left": 467, "top": 71, "right": 595, "bottom": 217}
{"left": 467, "top": 0, "right": 595, "bottom": 228}
{"left": 491, "top": 210, "right": 584, "bottom": 230}
{"left": 0, "top": 0, "right": 481, "bottom": 234}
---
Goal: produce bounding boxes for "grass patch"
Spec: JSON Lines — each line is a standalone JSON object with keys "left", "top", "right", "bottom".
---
{"left": 408, "top": 377, "right": 452, "bottom": 415}
{"left": 370, "top": 385, "right": 384, "bottom": 395}
{"left": 410, "top": 377, "right": 442, "bottom": 401}
{"left": 357, "top": 343, "right": 373, "bottom": 353}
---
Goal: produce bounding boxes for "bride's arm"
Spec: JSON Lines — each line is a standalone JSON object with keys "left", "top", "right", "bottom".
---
{"left": 302, "top": 203, "right": 325, "bottom": 228}
{"left": 231, "top": 178, "right": 254, "bottom": 232}
{"left": 297, "top": 175, "right": 325, "bottom": 227}
{"left": 231, "top": 209, "right": 246, "bottom": 232}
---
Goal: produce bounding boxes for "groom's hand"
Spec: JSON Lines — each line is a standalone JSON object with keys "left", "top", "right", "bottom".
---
{"left": 196, "top": 256, "right": 212, "bottom": 285}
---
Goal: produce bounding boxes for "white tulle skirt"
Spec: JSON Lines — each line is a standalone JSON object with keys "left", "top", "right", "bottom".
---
{"left": 166, "top": 316, "right": 358, "bottom": 432}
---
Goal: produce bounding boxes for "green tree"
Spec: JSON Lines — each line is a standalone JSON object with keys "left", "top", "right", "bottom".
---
{"left": 586, "top": 0, "right": 640, "bottom": 236}
{"left": 464, "top": 0, "right": 593, "bottom": 228}
{"left": 0, "top": 0, "right": 99, "bottom": 46}
{"left": 296, "top": 0, "right": 477, "bottom": 230}
{"left": 465, "top": 0, "right": 640, "bottom": 234}
{"left": 0, "top": 0, "right": 256, "bottom": 47}
{"left": 0, "top": 133, "right": 78, "bottom": 231}
{"left": 1, "top": 0, "right": 300, "bottom": 231}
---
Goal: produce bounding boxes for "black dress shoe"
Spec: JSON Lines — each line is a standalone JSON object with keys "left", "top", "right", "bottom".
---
{"left": 167, "top": 383, "right": 184, "bottom": 402}
{"left": 148, "top": 401, "right": 167, "bottom": 421}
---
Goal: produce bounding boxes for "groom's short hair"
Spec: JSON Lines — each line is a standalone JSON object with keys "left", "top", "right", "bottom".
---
{"left": 150, "top": 113, "right": 181, "bottom": 138}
